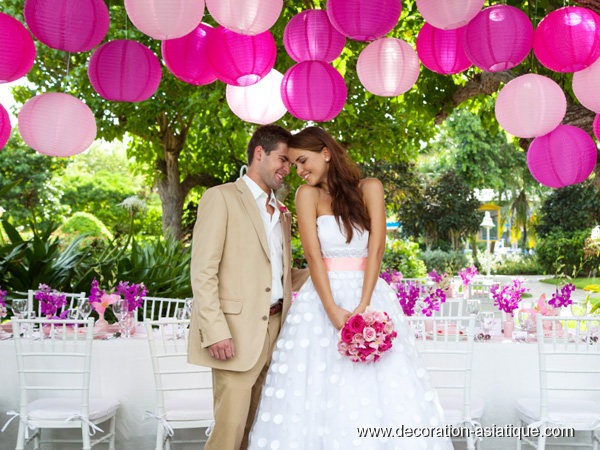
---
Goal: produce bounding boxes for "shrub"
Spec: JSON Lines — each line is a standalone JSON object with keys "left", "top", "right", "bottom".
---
{"left": 292, "top": 237, "right": 307, "bottom": 269}
{"left": 536, "top": 229, "right": 600, "bottom": 276}
{"left": 55, "top": 212, "right": 113, "bottom": 248}
{"left": 493, "top": 253, "right": 543, "bottom": 275}
{"left": 382, "top": 238, "right": 427, "bottom": 278}
{"left": 420, "top": 249, "right": 469, "bottom": 274}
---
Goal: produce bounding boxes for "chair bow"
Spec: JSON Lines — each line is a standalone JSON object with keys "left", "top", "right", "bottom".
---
{"left": 143, "top": 411, "right": 174, "bottom": 437}
{"left": 65, "top": 414, "right": 103, "bottom": 435}
{"left": 1, "top": 411, "right": 35, "bottom": 439}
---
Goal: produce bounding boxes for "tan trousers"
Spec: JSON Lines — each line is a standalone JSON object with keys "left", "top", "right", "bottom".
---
{"left": 205, "top": 311, "right": 281, "bottom": 450}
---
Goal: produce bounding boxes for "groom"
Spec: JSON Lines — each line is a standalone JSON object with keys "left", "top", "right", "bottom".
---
{"left": 188, "top": 124, "right": 308, "bottom": 450}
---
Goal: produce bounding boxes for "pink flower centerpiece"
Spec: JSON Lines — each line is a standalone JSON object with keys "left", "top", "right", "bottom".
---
{"left": 0, "top": 287, "right": 7, "bottom": 319}
{"left": 338, "top": 307, "right": 397, "bottom": 363}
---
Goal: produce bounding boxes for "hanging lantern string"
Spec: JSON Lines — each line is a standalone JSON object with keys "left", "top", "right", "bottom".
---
{"left": 530, "top": 0, "right": 539, "bottom": 73}
{"left": 64, "top": 53, "right": 70, "bottom": 93}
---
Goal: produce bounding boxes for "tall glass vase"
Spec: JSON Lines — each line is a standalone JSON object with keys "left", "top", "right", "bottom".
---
{"left": 504, "top": 313, "right": 514, "bottom": 338}
{"left": 94, "top": 310, "right": 109, "bottom": 333}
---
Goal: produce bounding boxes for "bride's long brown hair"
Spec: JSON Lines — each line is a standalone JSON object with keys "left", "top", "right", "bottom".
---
{"left": 289, "top": 127, "right": 370, "bottom": 243}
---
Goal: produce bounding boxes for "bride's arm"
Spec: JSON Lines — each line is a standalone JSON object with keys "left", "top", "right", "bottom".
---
{"left": 352, "top": 178, "right": 387, "bottom": 316}
{"left": 296, "top": 185, "right": 351, "bottom": 330}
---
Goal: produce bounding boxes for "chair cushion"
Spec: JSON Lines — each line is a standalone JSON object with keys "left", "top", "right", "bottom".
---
{"left": 439, "top": 395, "right": 485, "bottom": 424}
{"left": 164, "top": 392, "right": 213, "bottom": 421}
{"left": 28, "top": 397, "right": 120, "bottom": 421}
{"left": 516, "top": 397, "right": 600, "bottom": 428}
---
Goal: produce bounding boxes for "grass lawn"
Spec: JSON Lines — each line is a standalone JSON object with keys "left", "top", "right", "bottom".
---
{"left": 539, "top": 277, "right": 600, "bottom": 290}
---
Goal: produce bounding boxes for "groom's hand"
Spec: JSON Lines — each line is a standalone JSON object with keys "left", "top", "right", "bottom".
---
{"left": 208, "top": 338, "right": 235, "bottom": 360}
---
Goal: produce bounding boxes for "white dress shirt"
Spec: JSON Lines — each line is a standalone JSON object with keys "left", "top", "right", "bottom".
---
{"left": 243, "top": 175, "right": 284, "bottom": 305}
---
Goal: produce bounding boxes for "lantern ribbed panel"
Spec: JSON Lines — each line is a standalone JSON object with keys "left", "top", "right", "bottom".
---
{"left": 24, "top": 0, "right": 109, "bottom": 52}
{"left": 162, "top": 23, "right": 216, "bottom": 86}
{"left": 207, "top": 27, "right": 276, "bottom": 87}
{"left": 18, "top": 93, "right": 96, "bottom": 157}
{"left": 572, "top": 57, "right": 600, "bottom": 113}
{"left": 463, "top": 5, "right": 533, "bottom": 72}
{"left": 533, "top": 7, "right": 600, "bottom": 73}
{"left": 495, "top": 74, "right": 566, "bottom": 138}
{"left": 0, "top": 13, "right": 36, "bottom": 83}
{"left": 594, "top": 114, "right": 600, "bottom": 141}
{"left": 0, "top": 103, "right": 10, "bottom": 150}
{"left": 226, "top": 69, "right": 286, "bottom": 124}
{"left": 283, "top": 10, "right": 345, "bottom": 63}
{"left": 206, "top": 0, "right": 282, "bottom": 35}
{"left": 357, "top": 38, "right": 420, "bottom": 96}
{"left": 416, "top": 0, "right": 485, "bottom": 30}
{"left": 88, "top": 40, "right": 162, "bottom": 102}
{"left": 326, "top": 0, "right": 402, "bottom": 41}
{"left": 416, "top": 23, "right": 470, "bottom": 75}
{"left": 125, "top": 0, "right": 205, "bottom": 40}
{"left": 527, "top": 125, "right": 597, "bottom": 188}
{"left": 281, "top": 61, "right": 346, "bottom": 122}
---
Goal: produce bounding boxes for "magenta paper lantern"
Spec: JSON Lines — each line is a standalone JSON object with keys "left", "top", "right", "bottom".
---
{"left": 495, "top": 74, "right": 566, "bottom": 138}
{"left": 0, "top": 13, "right": 36, "bottom": 83}
{"left": 416, "top": 0, "right": 485, "bottom": 30}
{"left": 206, "top": 0, "right": 282, "bottom": 35}
{"left": 88, "top": 40, "right": 162, "bottom": 102}
{"left": 283, "top": 10, "right": 345, "bottom": 63}
{"left": 357, "top": 38, "right": 420, "bottom": 97}
{"left": 207, "top": 27, "right": 276, "bottom": 87}
{"left": 162, "top": 23, "right": 216, "bottom": 86}
{"left": 527, "top": 125, "right": 597, "bottom": 188}
{"left": 18, "top": 93, "right": 96, "bottom": 157}
{"left": 534, "top": 7, "right": 600, "bottom": 73}
{"left": 24, "top": 0, "right": 109, "bottom": 52}
{"left": 0, "top": 103, "right": 10, "bottom": 150}
{"left": 572, "top": 57, "right": 600, "bottom": 113}
{"left": 416, "top": 23, "right": 471, "bottom": 75}
{"left": 326, "top": 0, "right": 402, "bottom": 41}
{"left": 125, "top": 0, "right": 205, "bottom": 40}
{"left": 281, "top": 61, "right": 346, "bottom": 122}
{"left": 226, "top": 69, "right": 286, "bottom": 124}
{"left": 463, "top": 5, "right": 533, "bottom": 72}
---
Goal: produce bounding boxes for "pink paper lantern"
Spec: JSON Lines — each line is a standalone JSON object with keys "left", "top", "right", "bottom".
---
{"left": 88, "top": 40, "right": 162, "bottom": 102}
{"left": 533, "top": 7, "right": 600, "bottom": 73}
{"left": 281, "top": 61, "right": 346, "bottom": 122}
{"left": 125, "top": 0, "right": 205, "bottom": 40}
{"left": 463, "top": 5, "right": 533, "bottom": 72}
{"left": 495, "top": 74, "right": 566, "bottom": 139}
{"left": 206, "top": 0, "right": 282, "bottom": 35}
{"left": 162, "top": 23, "right": 216, "bottom": 86}
{"left": 226, "top": 69, "right": 286, "bottom": 125}
{"left": 527, "top": 125, "right": 597, "bottom": 188}
{"left": 207, "top": 26, "right": 276, "bottom": 87}
{"left": 0, "top": 13, "right": 36, "bottom": 83}
{"left": 357, "top": 38, "right": 420, "bottom": 97}
{"left": 24, "top": 0, "right": 109, "bottom": 52}
{"left": 283, "top": 10, "right": 345, "bottom": 63}
{"left": 572, "top": 57, "right": 600, "bottom": 114}
{"left": 416, "top": 0, "right": 485, "bottom": 30}
{"left": 18, "top": 93, "right": 96, "bottom": 157}
{"left": 594, "top": 114, "right": 600, "bottom": 141}
{"left": 416, "top": 23, "right": 471, "bottom": 75}
{"left": 0, "top": 103, "right": 10, "bottom": 150}
{"left": 326, "top": 0, "right": 402, "bottom": 41}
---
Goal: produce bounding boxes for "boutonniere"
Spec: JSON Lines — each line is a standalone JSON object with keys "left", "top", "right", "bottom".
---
{"left": 279, "top": 205, "right": 288, "bottom": 213}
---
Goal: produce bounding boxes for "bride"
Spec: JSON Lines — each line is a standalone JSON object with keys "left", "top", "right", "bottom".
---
{"left": 248, "top": 127, "right": 453, "bottom": 449}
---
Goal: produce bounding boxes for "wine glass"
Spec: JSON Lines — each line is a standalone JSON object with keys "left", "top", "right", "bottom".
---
{"left": 112, "top": 300, "right": 126, "bottom": 336}
{"left": 175, "top": 307, "right": 189, "bottom": 339}
{"left": 518, "top": 310, "right": 532, "bottom": 336}
{"left": 11, "top": 299, "right": 27, "bottom": 335}
{"left": 77, "top": 299, "right": 93, "bottom": 320}
{"left": 479, "top": 311, "right": 495, "bottom": 340}
{"left": 466, "top": 299, "right": 481, "bottom": 317}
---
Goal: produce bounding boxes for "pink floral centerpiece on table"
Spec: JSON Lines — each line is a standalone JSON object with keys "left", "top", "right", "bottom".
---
{"left": 89, "top": 278, "right": 120, "bottom": 333}
{"left": 492, "top": 277, "right": 529, "bottom": 337}
{"left": 521, "top": 284, "right": 575, "bottom": 334}
{"left": 338, "top": 307, "right": 397, "bottom": 363}
{"left": 459, "top": 265, "right": 478, "bottom": 287}
{"left": 35, "top": 284, "right": 67, "bottom": 318}
{"left": 0, "top": 287, "right": 7, "bottom": 319}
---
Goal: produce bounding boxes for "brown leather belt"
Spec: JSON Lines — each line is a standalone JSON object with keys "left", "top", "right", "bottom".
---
{"left": 269, "top": 299, "right": 283, "bottom": 316}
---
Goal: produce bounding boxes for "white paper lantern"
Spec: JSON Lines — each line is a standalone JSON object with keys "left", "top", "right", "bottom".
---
{"left": 416, "top": 0, "right": 486, "bottom": 30}
{"left": 357, "top": 38, "right": 420, "bottom": 97}
{"left": 125, "top": 0, "right": 205, "bottom": 40}
{"left": 573, "top": 56, "right": 600, "bottom": 113}
{"left": 495, "top": 74, "right": 566, "bottom": 138}
{"left": 18, "top": 93, "right": 96, "bottom": 157}
{"left": 206, "top": 0, "right": 282, "bottom": 35}
{"left": 226, "top": 69, "right": 286, "bottom": 124}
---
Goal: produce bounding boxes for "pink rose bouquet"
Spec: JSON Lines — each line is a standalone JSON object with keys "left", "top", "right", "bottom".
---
{"left": 337, "top": 306, "right": 397, "bottom": 363}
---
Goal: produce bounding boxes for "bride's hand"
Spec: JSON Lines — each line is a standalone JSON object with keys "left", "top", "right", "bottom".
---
{"left": 351, "top": 303, "right": 369, "bottom": 317}
{"left": 327, "top": 306, "right": 352, "bottom": 330}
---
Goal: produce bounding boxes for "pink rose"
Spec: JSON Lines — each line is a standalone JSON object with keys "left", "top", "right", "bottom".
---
{"left": 362, "top": 310, "right": 376, "bottom": 325}
{"left": 353, "top": 333, "right": 366, "bottom": 347}
{"left": 359, "top": 346, "right": 375, "bottom": 356}
{"left": 347, "top": 314, "right": 365, "bottom": 333}
{"left": 383, "top": 321, "right": 395, "bottom": 334}
{"left": 373, "top": 321, "right": 385, "bottom": 333}
{"left": 348, "top": 346, "right": 360, "bottom": 356}
{"left": 338, "top": 341, "right": 349, "bottom": 353}
{"left": 363, "top": 326, "right": 376, "bottom": 342}
{"left": 341, "top": 327, "right": 354, "bottom": 343}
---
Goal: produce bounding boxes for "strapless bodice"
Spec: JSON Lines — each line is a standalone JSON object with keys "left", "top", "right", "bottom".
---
{"left": 316, "top": 215, "right": 369, "bottom": 258}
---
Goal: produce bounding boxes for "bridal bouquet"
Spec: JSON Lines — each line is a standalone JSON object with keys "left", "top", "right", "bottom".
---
{"left": 338, "top": 307, "right": 397, "bottom": 363}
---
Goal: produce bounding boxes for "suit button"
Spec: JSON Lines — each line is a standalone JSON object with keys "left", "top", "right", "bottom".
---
{"left": 265, "top": 287, "right": 271, "bottom": 292}
{"left": 262, "top": 316, "right": 268, "bottom": 321}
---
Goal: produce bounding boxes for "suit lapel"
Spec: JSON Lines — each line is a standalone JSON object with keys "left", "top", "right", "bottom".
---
{"left": 235, "top": 179, "right": 270, "bottom": 261}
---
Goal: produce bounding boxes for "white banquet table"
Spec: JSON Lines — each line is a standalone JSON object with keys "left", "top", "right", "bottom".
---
{"left": 0, "top": 332, "right": 596, "bottom": 450}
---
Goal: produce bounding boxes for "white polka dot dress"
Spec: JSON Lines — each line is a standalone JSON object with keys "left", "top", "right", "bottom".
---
{"left": 248, "top": 216, "right": 453, "bottom": 450}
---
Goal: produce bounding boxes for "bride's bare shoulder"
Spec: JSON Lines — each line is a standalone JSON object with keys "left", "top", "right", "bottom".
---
{"left": 358, "top": 178, "right": 383, "bottom": 193}
{"left": 295, "top": 184, "right": 320, "bottom": 201}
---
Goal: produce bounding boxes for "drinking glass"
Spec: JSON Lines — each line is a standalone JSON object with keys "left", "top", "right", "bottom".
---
{"left": 112, "top": 300, "right": 126, "bottom": 336}
{"left": 11, "top": 299, "right": 27, "bottom": 335}
{"left": 571, "top": 301, "right": 588, "bottom": 317}
{"left": 77, "top": 300, "right": 93, "bottom": 320}
{"left": 518, "top": 310, "right": 532, "bottom": 333}
{"left": 175, "top": 307, "right": 190, "bottom": 339}
{"left": 466, "top": 299, "right": 481, "bottom": 317}
{"left": 479, "top": 311, "right": 495, "bottom": 340}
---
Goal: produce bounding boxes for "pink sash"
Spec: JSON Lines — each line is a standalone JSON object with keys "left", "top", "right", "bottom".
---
{"left": 323, "top": 257, "right": 367, "bottom": 272}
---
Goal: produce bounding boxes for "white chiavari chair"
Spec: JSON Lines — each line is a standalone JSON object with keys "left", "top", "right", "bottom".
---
{"left": 27, "top": 290, "right": 86, "bottom": 318}
{"left": 142, "top": 297, "right": 191, "bottom": 321}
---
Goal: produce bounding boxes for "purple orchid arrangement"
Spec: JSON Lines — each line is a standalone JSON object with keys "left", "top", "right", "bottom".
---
{"left": 422, "top": 287, "right": 447, "bottom": 316}
{"left": 0, "top": 287, "right": 7, "bottom": 318}
{"left": 380, "top": 268, "right": 403, "bottom": 285}
{"left": 396, "top": 282, "right": 421, "bottom": 317}
{"left": 547, "top": 283, "right": 576, "bottom": 308}
{"left": 35, "top": 284, "right": 67, "bottom": 318}
{"left": 491, "top": 278, "right": 529, "bottom": 315}
{"left": 459, "top": 265, "right": 478, "bottom": 286}
{"left": 116, "top": 281, "right": 148, "bottom": 312}
{"left": 427, "top": 270, "right": 452, "bottom": 291}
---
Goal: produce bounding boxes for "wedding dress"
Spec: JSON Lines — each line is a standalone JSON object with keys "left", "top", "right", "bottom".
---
{"left": 248, "top": 215, "right": 454, "bottom": 449}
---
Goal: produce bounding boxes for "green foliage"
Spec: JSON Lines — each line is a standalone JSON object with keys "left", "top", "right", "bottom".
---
{"left": 493, "top": 253, "right": 543, "bottom": 275}
{"left": 55, "top": 212, "right": 113, "bottom": 246}
{"left": 291, "top": 236, "right": 307, "bottom": 269}
{"left": 420, "top": 249, "right": 469, "bottom": 274}
{"left": 381, "top": 238, "right": 427, "bottom": 278}
{"left": 536, "top": 229, "right": 600, "bottom": 276}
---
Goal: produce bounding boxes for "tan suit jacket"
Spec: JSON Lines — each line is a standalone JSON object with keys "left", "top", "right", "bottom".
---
{"left": 188, "top": 179, "right": 308, "bottom": 372}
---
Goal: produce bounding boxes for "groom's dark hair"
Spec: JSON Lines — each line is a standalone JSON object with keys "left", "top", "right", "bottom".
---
{"left": 247, "top": 124, "right": 292, "bottom": 166}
